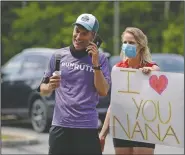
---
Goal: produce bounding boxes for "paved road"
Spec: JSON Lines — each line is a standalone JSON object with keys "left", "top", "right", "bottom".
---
{"left": 1, "top": 125, "right": 184, "bottom": 154}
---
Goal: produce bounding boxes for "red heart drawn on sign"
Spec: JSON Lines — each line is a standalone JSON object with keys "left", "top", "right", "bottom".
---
{"left": 149, "top": 75, "right": 168, "bottom": 95}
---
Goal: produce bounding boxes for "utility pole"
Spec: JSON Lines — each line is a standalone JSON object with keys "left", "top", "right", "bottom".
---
{"left": 22, "top": 1, "right": 27, "bottom": 8}
{"left": 164, "top": 1, "right": 170, "bottom": 20}
{"left": 113, "top": 1, "right": 120, "bottom": 55}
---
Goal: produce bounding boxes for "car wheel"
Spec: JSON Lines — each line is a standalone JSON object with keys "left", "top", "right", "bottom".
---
{"left": 30, "top": 99, "right": 50, "bottom": 133}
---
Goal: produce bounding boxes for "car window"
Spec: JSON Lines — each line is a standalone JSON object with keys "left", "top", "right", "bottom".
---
{"left": 21, "top": 55, "right": 49, "bottom": 74}
{"left": 2, "top": 54, "right": 24, "bottom": 75}
{"left": 109, "top": 56, "right": 121, "bottom": 69}
{"left": 152, "top": 57, "right": 184, "bottom": 73}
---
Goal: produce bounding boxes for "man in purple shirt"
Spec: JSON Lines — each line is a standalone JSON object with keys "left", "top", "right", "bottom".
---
{"left": 39, "top": 13, "right": 111, "bottom": 155}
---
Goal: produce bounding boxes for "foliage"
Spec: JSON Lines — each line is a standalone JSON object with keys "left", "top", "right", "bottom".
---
{"left": 1, "top": 1, "right": 184, "bottom": 64}
{"left": 162, "top": 2, "right": 184, "bottom": 55}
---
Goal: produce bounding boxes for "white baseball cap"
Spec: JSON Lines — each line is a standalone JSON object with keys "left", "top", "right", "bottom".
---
{"left": 73, "top": 13, "right": 99, "bottom": 33}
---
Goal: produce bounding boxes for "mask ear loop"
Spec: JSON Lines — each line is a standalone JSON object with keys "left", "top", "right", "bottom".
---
{"left": 120, "top": 44, "right": 127, "bottom": 61}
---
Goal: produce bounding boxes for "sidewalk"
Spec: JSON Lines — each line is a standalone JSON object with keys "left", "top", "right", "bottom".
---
{"left": 1, "top": 127, "right": 39, "bottom": 147}
{"left": 103, "top": 134, "right": 184, "bottom": 154}
{"left": 1, "top": 126, "right": 184, "bottom": 154}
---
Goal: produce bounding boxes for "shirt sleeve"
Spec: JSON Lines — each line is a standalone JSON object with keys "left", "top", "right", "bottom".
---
{"left": 147, "top": 61, "right": 158, "bottom": 67}
{"left": 44, "top": 54, "right": 55, "bottom": 78}
{"left": 37, "top": 53, "right": 55, "bottom": 92}
{"left": 99, "top": 54, "right": 111, "bottom": 86}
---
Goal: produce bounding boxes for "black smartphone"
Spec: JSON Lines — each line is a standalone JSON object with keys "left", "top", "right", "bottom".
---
{"left": 93, "top": 35, "right": 103, "bottom": 48}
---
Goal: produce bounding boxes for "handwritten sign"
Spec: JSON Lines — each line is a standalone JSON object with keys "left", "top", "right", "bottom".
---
{"left": 109, "top": 66, "right": 184, "bottom": 148}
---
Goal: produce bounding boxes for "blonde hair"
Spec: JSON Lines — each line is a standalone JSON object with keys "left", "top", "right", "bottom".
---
{"left": 121, "top": 27, "right": 152, "bottom": 65}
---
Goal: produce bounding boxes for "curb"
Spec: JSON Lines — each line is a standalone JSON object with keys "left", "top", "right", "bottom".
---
{"left": 2, "top": 133, "right": 39, "bottom": 147}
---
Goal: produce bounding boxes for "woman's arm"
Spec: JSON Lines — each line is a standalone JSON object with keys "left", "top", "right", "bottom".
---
{"left": 140, "top": 65, "right": 160, "bottom": 74}
{"left": 99, "top": 105, "right": 111, "bottom": 152}
{"left": 99, "top": 105, "right": 111, "bottom": 138}
{"left": 151, "top": 65, "right": 160, "bottom": 71}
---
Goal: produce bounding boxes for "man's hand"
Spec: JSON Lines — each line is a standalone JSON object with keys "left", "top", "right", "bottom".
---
{"left": 48, "top": 75, "right": 61, "bottom": 91}
{"left": 86, "top": 42, "right": 110, "bottom": 96}
{"left": 86, "top": 42, "right": 99, "bottom": 66}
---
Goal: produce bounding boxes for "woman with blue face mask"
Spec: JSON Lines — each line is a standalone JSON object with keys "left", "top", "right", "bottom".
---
{"left": 99, "top": 27, "right": 160, "bottom": 155}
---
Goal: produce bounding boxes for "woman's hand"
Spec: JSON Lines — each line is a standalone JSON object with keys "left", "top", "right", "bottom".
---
{"left": 99, "top": 133, "right": 106, "bottom": 152}
{"left": 139, "top": 65, "right": 160, "bottom": 75}
{"left": 139, "top": 67, "right": 152, "bottom": 74}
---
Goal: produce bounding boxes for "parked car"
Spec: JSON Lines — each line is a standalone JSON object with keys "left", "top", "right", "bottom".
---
{"left": 1, "top": 47, "right": 111, "bottom": 132}
{"left": 151, "top": 53, "right": 184, "bottom": 73}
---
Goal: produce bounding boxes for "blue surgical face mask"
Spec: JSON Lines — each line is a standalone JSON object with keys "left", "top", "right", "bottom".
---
{"left": 121, "top": 43, "right": 137, "bottom": 58}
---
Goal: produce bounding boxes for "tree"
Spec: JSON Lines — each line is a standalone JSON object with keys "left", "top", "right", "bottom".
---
{"left": 1, "top": 1, "right": 22, "bottom": 64}
{"left": 162, "top": 1, "right": 184, "bottom": 55}
{"left": 2, "top": 1, "right": 113, "bottom": 63}
{"left": 1, "top": 1, "right": 184, "bottom": 65}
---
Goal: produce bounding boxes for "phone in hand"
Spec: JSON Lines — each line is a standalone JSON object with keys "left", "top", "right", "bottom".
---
{"left": 93, "top": 34, "right": 103, "bottom": 48}
{"left": 86, "top": 34, "right": 103, "bottom": 56}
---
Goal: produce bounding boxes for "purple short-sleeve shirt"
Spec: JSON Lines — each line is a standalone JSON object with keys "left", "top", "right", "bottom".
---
{"left": 44, "top": 47, "right": 111, "bottom": 129}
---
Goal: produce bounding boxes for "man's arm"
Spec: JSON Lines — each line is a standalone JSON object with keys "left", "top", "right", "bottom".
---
{"left": 93, "top": 54, "right": 111, "bottom": 96}
{"left": 39, "top": 76, "right": 61, "bottom": 96}
{"left": 37, "top": 52, "right": 60, "bottom": 96}
{"left": 94, "top": 70, "right": 109, "bottom": 96}
{"left": 86, "top": 42, "right": 111, "bottom": 96}
{"left": 40, "top": 83, "right": 53, "bottom": 96}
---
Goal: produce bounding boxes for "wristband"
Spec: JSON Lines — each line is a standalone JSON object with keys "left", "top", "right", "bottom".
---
{"left": 92, "top": 65, "right": 101, "bottom": 70}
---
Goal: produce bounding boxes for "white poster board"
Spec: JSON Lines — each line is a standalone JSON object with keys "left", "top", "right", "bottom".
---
{"left": 109, "top": 66, "right": 184, "bottom": 148}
